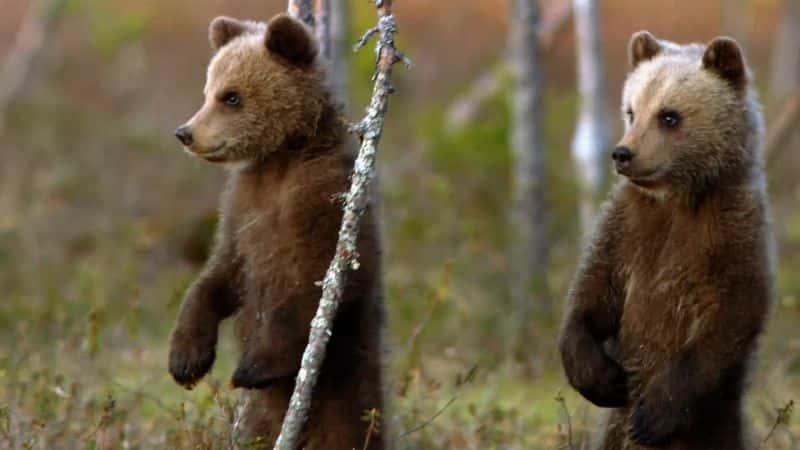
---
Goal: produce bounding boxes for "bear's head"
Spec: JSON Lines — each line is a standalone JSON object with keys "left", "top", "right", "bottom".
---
{"left": 175, "top": 14, "right": 326, "bottom": 165}
{"left": 614, "top": 32, "right": 762, "bottom": 198}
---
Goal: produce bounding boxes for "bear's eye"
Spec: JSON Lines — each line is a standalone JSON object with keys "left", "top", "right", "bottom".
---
{"left": 625, "top": 108, "right": 634, "bottom": 124}
{"left": 221, "top": 91, "right": 241, "bottom": 107}
{"left": 659, "top": 109, "right": 681, "bottom": 129}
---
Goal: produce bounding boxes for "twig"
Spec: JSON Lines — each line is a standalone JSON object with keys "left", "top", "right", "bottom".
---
{"left": 759, "top": 400, "right": 794, "bottom": 450}
{"left": 398, "top": 395, "right": 458, "bottom": 438}
{"left": 271, "top": 1, "right": 408, "bottom": 449}
{"left": 361, "top": 408, "right": 381, "bottom": 450}
{"left": 555, "top": 391, "right": 576, "bottom": 450}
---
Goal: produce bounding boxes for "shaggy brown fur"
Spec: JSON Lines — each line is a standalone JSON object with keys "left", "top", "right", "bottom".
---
{"left": 168, "top": 14, "right": 386, "bottom": 449}
{"left": 559, "top": 32, "right": 772, "bottom": 450}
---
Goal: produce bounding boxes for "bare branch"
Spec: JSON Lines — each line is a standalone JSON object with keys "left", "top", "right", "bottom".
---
{"left": 272, "top": 1, "right": 407, "bottom": 449}
{"left": 287, "top": 0, "right": 315, "bottom": 27}
{"left": 0, "top": 0, "right": 71, "bottom": 135}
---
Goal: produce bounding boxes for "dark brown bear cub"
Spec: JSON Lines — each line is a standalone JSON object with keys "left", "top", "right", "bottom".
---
{"left": 168, "top": 14, "right": 386, "bottom": 449}
{"left": 559, "top": 32, "right": 772, "bottom": 450}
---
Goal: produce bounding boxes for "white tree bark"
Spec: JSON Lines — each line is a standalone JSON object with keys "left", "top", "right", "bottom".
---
{"left": 768, "top": 0, "right": 800, "bottom": 106}
{"left": 509, "top": 0, "right": 549, "bottom": 320}
{"left": 571, "top": 0, "right": 610, "bottom": 234}
{"left": 287, "top": 0, "right": 315, "bottom": 27}
{"left": 314, "top": 0, "right": 331, "bottom": 59}
{"left": 272, "top": 1, "right": 407, "bottom": 449}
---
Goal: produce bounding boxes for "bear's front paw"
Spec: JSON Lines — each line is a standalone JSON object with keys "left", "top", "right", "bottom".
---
{"left": 230, "top": 348, "right": 298, "bottom": 390}
{"left": 168, "top": 329, "right": 217, "bottom": 389}
{"left": 577, "top": 356, "right": 629, "bottom": 408}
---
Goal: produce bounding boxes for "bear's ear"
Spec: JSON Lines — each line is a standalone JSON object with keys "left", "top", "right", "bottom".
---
{"left": 210, "top": 16, "right": 248, "bottom": 51}
{"left": 629, "top": 31, "right": 663, "bottom": 68}
{"left": 702, "top": 37, "right": 746, "bottom": 91}
{"left": 264, "top": 13, "right": 318, "bottom": 68}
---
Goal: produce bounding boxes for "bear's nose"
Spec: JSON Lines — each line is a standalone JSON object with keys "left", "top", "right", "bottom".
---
{"left": 175, "top": 126, "right": 193, "bottom": 146}
{"left": 612, "top": 146, "right": 634, "bottom": 167}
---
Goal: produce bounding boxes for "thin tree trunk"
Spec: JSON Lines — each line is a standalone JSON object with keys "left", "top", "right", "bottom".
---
{"left": 272, "top": 1, "right": 407, "bottom": 449}
{"left": 571, "top": 0, "right": 610, "bottom": 234}
{"left": 329, "top": 0, "right": 350, "bottom": 97}
{"left": 0, "top": 0, "right": 70, "bottom": 136}
{"left": 287, "top": 0, "right": 315, "bottom": 27}
{"left": 768, "top": 0, "right": 800, "bottom": 106}
{"left": 509, "top": 0, "right": 549, "bottom": 327}
{"left": 314, "top": 0, "right": 331, "bottom": 59}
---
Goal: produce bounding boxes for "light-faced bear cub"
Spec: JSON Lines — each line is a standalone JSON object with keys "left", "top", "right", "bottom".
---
{"left": 560, "top": 32, "right": 772, "bottom": 450}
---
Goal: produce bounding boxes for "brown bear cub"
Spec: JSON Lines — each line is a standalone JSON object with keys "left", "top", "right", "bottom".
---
{"left": 559, "top": 32, "right": 772, "bottom": 450}
{"left": 168, "top": 14, "right": 386, "bottom": 449}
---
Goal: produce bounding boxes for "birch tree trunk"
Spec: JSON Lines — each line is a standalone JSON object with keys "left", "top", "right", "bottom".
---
{"left": 0, "top": 0, "right": 70, "bottom": 136}
{"left": 571, "top": 0, "right": 610, "bottom": 234}
{"left": 313, "top": 0, "right": 348, "bottom": 96}
{"left": 329, "top": 0, "right": 350, "bottom": 97}
{"left": 272, "top": 1, "right": 407, "bottom": 448}
{"left": 314, "top": 0, "right": 331, "bottom": 59}
{"left": 287, "top": 0, "right": 315, "bottom": 27}
{"left": 768, "top": 0, "right": 800, "bottom": 106}
{"left": 509, "top": 0, "right": 549, "bottom": 328}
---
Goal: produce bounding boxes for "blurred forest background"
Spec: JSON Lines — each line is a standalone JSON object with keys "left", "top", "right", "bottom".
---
{"left": 0, "top": 0, "right": 798, "bottom": 448}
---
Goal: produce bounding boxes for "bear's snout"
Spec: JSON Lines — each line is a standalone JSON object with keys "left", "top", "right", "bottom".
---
{"left": 175, "top": 125, "right": 194, "bottom": 146}
{"left": 612, "top": 146, "right": 634, "bottom": 171}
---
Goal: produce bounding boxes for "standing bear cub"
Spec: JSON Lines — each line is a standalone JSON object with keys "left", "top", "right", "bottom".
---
{"left": 559, "top": 32, "right": 772, "bottom": 450}
{"left": 168, "top": 14, "right": 386, "bottom": 449}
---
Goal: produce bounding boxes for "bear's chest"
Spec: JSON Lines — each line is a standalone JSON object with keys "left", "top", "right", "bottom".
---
{"left": 616, "top": 208, "right": 715, "bottom": 366}
{"left": 229, "top": 173, "right": 308, "bottom": 295}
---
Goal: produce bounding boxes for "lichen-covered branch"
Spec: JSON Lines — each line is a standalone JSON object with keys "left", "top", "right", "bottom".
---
{"left": 287, "top": 0, "right": 315, "bottom": 27}
{"left": 272, "top": 1, "right": 406, "bottom": 449}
